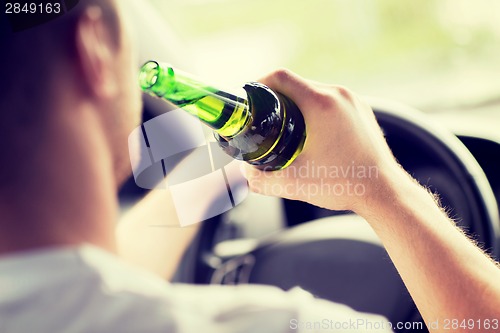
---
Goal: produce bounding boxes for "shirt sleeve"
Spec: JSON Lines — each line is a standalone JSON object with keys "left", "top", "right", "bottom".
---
{"left": 159, "top": 283, "right": 394, "bottom": 333}
{"left": 76, "top": 247, "right": 394, "bottom": 333}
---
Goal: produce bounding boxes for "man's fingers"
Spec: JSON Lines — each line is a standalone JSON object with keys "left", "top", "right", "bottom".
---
{"left": 259, "top": 69, "right": 326, "bottom": 110}
{"left": 258, "top": 69, "right": 343, "bottom": 124}
{"left": 242, "top": 164, "right": 294, "bottom": 198}
{"left": 259, "top": 68, "right": 310, "bottom": 99}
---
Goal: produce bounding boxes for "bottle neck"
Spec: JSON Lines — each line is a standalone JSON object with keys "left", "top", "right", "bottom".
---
{"left": 139, "top": 61, "right": 250, "bottom": 138}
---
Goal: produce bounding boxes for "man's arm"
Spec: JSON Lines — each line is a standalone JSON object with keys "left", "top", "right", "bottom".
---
{"left": 116, "top": 189, "right": 199, "bottom": 280}
{"left": 243, "top": 69, "right": 500, "bottom": 332}
{"left": 364, "top": 166, "right": 500, "bottom": 328}
{"left": 116, "top": 137, "right": 231, "bottom": 279}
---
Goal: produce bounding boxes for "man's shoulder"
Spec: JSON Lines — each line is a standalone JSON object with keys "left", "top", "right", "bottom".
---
{"left": 0, "top": 245, "right": 175, "bottom": 333}
{"left": 0, "top": 245, "right": 393, "bottom": 333}
{"left": 76, "top": 245, "right": 172, "bottom": 298}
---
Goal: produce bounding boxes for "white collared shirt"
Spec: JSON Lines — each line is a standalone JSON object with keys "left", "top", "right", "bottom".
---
{"left": 0, "top": 245, "right": 392, "bottom": 333}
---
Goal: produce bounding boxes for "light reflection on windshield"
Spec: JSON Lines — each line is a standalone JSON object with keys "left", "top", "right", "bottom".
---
{"left": 149, "top": 0, "right": 500, "bottom": 112}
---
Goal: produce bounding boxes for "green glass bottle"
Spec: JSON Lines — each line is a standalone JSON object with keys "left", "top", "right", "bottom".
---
{"left": 139, "top": 61, "right": 306, "bottom": 171}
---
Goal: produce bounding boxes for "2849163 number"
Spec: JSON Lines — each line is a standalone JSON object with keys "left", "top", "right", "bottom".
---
{"left": 443, "top": 319, "right": 499, "bottom": 330}
{"left": 5, "top": 2, "right": 62, "bottom": 14}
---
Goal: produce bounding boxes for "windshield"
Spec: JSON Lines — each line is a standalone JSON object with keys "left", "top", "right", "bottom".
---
{"left": 149, "top": 0, "right": 500, "bottom": 113}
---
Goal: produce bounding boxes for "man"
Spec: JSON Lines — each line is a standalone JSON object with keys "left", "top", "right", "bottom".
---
{"left": 0, "top": 1, "right": 498, "bottom": 333}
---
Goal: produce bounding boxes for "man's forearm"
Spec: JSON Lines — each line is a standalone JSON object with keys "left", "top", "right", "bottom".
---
{"left": 241, "top": 70, "right": 500, "bottom": 331}
{"left": 358, "top": 166, "right": 500, "bottom": 332}
{"left": 116, "top": 189, "right": 199, "bottom": 280}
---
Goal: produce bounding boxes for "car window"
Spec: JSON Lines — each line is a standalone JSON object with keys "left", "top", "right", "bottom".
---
{"left": 149, "top": 0, "right": 500, "bottom": 113}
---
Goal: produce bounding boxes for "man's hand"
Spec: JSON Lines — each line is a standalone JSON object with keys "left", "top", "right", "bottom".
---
{"left": 243, "top": 69, "right": 405, "bottom": 214}
{"left": 243, "top": 69, "right": 500, "bottom": 332}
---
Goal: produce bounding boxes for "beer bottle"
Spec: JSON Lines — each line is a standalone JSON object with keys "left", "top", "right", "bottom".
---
{"left": 139, "top": 61, "right": 306, "bottom": 171}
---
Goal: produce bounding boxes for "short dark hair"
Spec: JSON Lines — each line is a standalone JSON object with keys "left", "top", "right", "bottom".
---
{"left": 0, "top": 0, "right": 120, "bottom": 188}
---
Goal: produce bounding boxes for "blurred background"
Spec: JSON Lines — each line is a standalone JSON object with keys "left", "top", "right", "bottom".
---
{"left": 147, "top": 0, "right": 500, "bottom": 115}
{"left": 127, "top": 4, "right": 500, "bottom": 313}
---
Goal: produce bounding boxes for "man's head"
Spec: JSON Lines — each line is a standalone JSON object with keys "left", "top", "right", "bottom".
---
{"left": 0, "top": 0, "right": 142, "bottom": 192}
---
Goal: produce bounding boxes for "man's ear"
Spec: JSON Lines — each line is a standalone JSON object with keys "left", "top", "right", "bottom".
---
{"left": 75, "top": 6, "right": 118, "bottom": 99}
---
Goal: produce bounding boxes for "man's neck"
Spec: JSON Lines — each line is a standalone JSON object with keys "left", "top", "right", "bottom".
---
{"left": 0, "top": 105, "right": 119, "bottom": 256}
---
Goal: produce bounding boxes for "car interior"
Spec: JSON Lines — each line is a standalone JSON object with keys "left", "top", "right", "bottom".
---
{"left": 118, "top": 1, "right": 500, "bottom": 332}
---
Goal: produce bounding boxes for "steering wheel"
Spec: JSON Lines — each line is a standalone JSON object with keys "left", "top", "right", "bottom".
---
{"left": 184, "top": 99, "right": 500, "bottom": 331}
